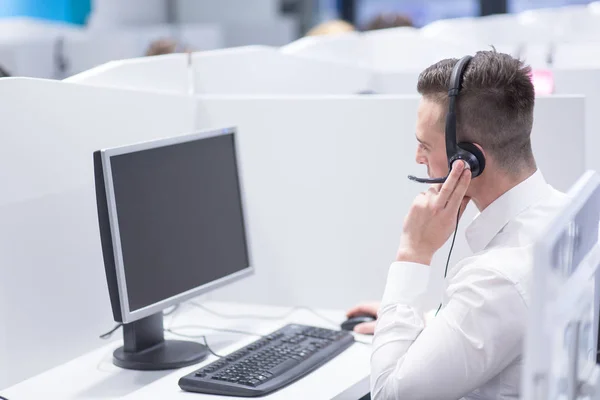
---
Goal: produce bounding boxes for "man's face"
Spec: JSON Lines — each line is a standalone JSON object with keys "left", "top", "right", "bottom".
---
{"left": 415, "top": 97, "right": 448, "bottom": 179}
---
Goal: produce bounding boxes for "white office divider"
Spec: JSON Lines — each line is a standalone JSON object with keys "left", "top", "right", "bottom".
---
{"left": 553, "top": 69, "right": 600, "bottom": 173}
{"left": 370, "top": 71, "right": 419, "bottom": 94}
{"left": 280, "top": 32, "right": 367, "bottom": 67}
{"left": 520, "top": 43, "right": 552, "bottom": 69}
{"left": 193, "top": 95, "right": 422, "bottom": 309}
{"left": 553, "top": 42, "right": 600, "bottom": 69}
{"left": 0, "top": 18, "right": 82, "bottom": 79}
{"left": 369, "top": 36, "right": 488, "bottom": 73}
{"left": 190, "top": 94, "right": 585, "bottom": 310}
{"left": 0, "top": 78, "right": 197, "bottom": 390}
{"left": 62, "top": 25, "right": 223, "bottom": 78}
{"left": 191, "top": 47, "right": 372, "bottom": 94}
{"left": 522, "top": 171, "right": 600, "bottom": 400}
{"left": 0, "top": 17, "right": 81, "bottom": 41}
{"left": 517, "top": 5, "right": 590, "bottom": 44}
{"left": 0, "top": 38, "right": 60, "bottom": 79}
{"left": 421, "top": 14, "right": 524, "bottom": 49}
{"left": 0, "top": 79, "right": 585, "bottom": 388}
{"left": 281, "top": 27, "right": 422, "bottom": 70}
{"left": 282, "top": 27, "right": 492, "bottom": 73}
{"left": 362, "top": 26, "right": 423, "bottom": 70}
{"left": 61, "top": 32, "right": 147, "bottom": 78}
{"left": 65, "top": 54, "right": 190, "bottom": 93}
{"left": 66, "top": 47, "right": 372, "bottom": 95}
{"left": 568, "top": 4, "right": 600, "bottom": 42}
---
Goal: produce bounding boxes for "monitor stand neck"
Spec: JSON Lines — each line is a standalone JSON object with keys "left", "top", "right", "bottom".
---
{"left": 113, "top": 311, "right": 208, "bottom": 370}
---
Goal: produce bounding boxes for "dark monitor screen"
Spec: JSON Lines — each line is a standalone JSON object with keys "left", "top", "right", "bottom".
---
{"left": 108, "top": 132, "right": 249, "bottom": 313}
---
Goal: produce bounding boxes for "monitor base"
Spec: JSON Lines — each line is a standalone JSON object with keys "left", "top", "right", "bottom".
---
{"left": 114, "top": 311, "right": 208, "bottom": 370}
{"left": 114, "top": 340, "right": 208, "bottom": 370}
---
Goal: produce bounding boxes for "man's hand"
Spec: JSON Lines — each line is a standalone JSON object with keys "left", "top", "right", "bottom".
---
{"left": 346, "top": 302, "right": 380, "bottom": 334}
{"left": 397, "top": 161, "right": 472, "bottom": 265}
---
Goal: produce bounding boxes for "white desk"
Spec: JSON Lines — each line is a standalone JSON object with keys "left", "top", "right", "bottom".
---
{"left": 1, "top": 302, "right": 371, "bottom": 399}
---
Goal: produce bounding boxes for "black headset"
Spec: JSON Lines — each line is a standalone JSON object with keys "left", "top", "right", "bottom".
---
{"left": 408, "top": 55, "right": 486, "bottom": 184}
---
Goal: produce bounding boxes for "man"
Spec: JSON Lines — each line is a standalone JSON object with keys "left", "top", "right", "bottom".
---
{"left": 364, "top": 12, "right": 414, "bottom": 30}
{"left": 348, "top": 50, "right": 566, "bottom": 399}
{"left": 145, "top": 38, "right": 189, "bottom": 57}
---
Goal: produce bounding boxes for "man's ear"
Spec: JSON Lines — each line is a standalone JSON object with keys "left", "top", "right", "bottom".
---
{"left": 462, "top": 142, "right": 486, "bottom": 177}
{"left": 473, "top": 143, "right": 485, "bottom": 159}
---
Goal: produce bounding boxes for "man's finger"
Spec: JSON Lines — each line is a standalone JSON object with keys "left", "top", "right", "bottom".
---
{"left": 354, "top": 321, "right": 377, "bottom": 335}
{"left": 447, "top": 169, "right": 472, "bottom": 211}
{"left": 346, "top": 304, "right": 377, "bottom": 318}
{"left": 431, "top": 183, "right": 442, "bottom": 192}
{"left": 435, "top": 160, "right": 465, "bottom": 208}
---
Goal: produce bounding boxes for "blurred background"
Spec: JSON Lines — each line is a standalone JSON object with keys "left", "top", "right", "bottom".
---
{"left": 0, "top": 0, "right": 596, "bottom": 29}
{"left": 0, "top": 0, "right": 598, "bottom": 81}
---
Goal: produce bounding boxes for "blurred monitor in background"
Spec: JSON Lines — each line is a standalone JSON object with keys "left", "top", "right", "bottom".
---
{"left": 0, "top": 65, "right": 11, "bottom": 77}
{"left": 306, "top": 19, "right": 355, "bottom": 36}
{"left": 145, "top": 38, "right": 189, "bottom": 57}
{"left": 364, "top": 12, "right": 414, "bottom": 30}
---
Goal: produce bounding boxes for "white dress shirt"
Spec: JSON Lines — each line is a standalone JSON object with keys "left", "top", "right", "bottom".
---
{"left": 371, "top": 170, "right": 567, "bottom": 400}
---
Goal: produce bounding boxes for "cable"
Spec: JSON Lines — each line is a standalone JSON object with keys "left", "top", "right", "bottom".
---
{"left": 163, "top": 304, "right": 180, "bottom": 316}
{"left": 189, "top": 302, "right": 298, "bottom": 320}
{"left": 435, "top": 205, "right": 462, "bottom": 317}
{"left": 189, "top": 303, "right": 340, "bottom": 329}
{"left": 0, "top": 395, "right": 9, "bottom": 400}
{"left": 99, "top": 323, "right": 122, "bottom": 339}
{"left": 99, "top": 305, "right": 182, "bottom": 339}
{"left": 165, "top": 329, "right": 225, "bottom": 358}
{"left": 167, "top": 324, "right": 265, "bottom": 338}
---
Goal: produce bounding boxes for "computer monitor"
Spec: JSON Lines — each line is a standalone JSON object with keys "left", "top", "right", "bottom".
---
{"left": 93, "top": 127, "right": 252, "bottom": 370}
{"left": 522, "top": 171, "right": 600, "bottom": 400}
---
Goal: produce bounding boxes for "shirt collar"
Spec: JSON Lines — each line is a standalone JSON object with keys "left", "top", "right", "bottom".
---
{"left": 465, "top": 170, "right": 550, "bottom": 253}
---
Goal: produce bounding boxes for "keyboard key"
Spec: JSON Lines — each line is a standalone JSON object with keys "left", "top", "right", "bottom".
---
{"left": 269, "top": 358, "right": 299, "bottom": 375}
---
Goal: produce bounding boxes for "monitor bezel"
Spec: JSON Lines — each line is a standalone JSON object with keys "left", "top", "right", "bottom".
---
{"left": 99, "top": 127, "right": 253, "bottom": 324}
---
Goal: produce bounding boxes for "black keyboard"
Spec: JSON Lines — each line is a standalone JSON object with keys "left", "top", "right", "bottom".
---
{"left": 178, "top": 324, "right": 354, "bottom": 397}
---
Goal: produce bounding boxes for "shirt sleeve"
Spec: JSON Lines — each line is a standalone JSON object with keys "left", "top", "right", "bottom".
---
{"left": 370, "top": 261, "right": 528, "bottom": 400}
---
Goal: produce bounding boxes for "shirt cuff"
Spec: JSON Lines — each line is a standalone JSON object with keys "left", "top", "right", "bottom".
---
{"left": 381, "top": 261, "right": 430, "bottom": 307}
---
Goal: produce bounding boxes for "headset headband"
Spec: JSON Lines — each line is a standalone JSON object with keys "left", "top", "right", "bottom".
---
{"left": 445, "top": 55, "right": 473, "bottom": 165}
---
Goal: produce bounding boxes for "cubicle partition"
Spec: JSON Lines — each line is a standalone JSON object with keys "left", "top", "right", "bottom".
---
{"left": 193, "top": 94, "right": 423, "bottom": 309}
{"left": 282, "top": 24, "right": 515, "bottom": 73}
{"left": 67, "top": 46, "right": 373, "bottom": 95}
{"left": 0, "top": 78, "right": 197, "bottom": 389}
{"left": 0, "top": 76, "right": 586, "bottom": 389}
{"left": 65, "top": 53, "right": 190, "bottom": 94}
{"left": 370, "top": 70, "right": 419, "bottom": 94}
{"left": 280, "top": 32, "right": 367, "bottom": 67}
{"left": 553, "top": 68, "right": 600, "bottom": 173}
{"left": 0, "top": 19, "right": 223, "bottom": 79}
{"left": 61, "top": 24, "right": 223, "bottom": 78}
{"left": 193, "top": 94, "right": 585, "bottom": 311}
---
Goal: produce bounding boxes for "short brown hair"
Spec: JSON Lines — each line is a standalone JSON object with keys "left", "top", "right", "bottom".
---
{"left": 417, "top": 50, "right": 536, "bottom": 174}
{"left": 364, "top": 13, "right": 413, "bottom": 31}
{"left": 145, "top": 39, "right": 179, "bottom": 57}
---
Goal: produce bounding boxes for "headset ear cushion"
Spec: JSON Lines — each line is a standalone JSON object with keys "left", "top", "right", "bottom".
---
{"left": 458, "top": 142, "right": 486, "bottom": 177}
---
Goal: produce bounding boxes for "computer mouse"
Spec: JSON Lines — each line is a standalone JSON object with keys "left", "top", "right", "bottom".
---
{"left": 340, "top": 314, "right": 376, "bottom": 332}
